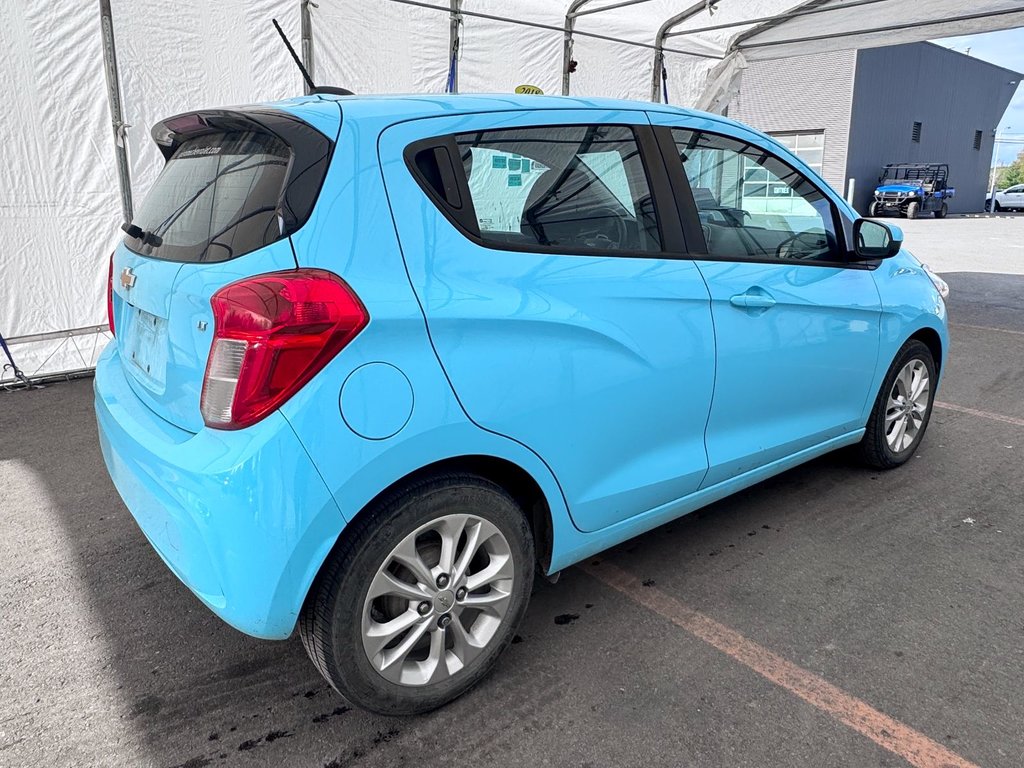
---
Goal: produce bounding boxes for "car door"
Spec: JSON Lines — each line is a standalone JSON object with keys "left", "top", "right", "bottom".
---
{"left": 1003, "top": 185, "right": 1024, "bottom": 209}
{"left": 647, "top": 113, "right": 881, "bottom": 488}
{"left": 379, "top": 110, "right": 715, "bottom": 533}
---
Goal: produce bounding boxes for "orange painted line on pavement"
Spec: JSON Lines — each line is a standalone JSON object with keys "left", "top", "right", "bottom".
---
{"left": 935, "top": 401, "right": 1024, "bottom": 428}
{"left": 580, "top": 561, "right": 979, "bottom": 768}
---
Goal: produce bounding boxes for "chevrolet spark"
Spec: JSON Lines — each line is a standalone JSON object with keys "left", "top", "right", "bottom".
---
{"left": 96, "top": 94, "right": 949, "bottom": 715}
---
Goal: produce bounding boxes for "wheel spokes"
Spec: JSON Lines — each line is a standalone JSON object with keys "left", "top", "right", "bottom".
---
{"left": 465, "top": 551, "right": 514, "bottom": 592}
{"left": 452, "top": 519, "right": 484, "bottom": 583}
{"left": 447, "top": 613, "right": 485, "bottom": 668}
{"left": 362, "top": 512, "right": 516, "bottom": 688}
{"left": 460, "top": 588, "right": 512, "bottom": 617}
{"left": 364, "top": 608, "right": 424, "bottom": 660}
{"left": 367, "top": 568, "right": 431, "bottom": 602}
{"left": 909, "top": 364, "right": 929, "bottom": 402}
{"left": 390, "top": 536, "right": 435, "bottom": 588}
{"left": 885, "top": 358, "right": 931, "bottom": 453}
{"left": 378, "top": 618, "right": 433, "bottom": 678}
{"left": 436, "top": 514, "right": 469, "bottom": 576}
{"left": 422, "top": 627, "right": 450, "bottom": 685}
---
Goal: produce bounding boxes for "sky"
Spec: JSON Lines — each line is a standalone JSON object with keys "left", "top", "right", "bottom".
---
{"left": 934, "top": 27, "right": 1024, "bottom": 166}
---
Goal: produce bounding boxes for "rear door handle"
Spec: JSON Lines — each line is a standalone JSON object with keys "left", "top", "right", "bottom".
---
{"left": 729, "top": 291, "right": 776, "bottom": 309}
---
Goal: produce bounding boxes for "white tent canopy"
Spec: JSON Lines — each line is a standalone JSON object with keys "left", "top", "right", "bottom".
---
{"left": 3, "top": 0, "right": 1022, "bottom": 383}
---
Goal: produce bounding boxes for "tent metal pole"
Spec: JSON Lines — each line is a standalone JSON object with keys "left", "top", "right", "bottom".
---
{"left": 449, "top": 0, "right": 463, "bottom": 93}
{"left": 98, "top": 0, "right": 132, "bottom": 225}
{"left": 300, "top": 0, "right": 315, "bottom": 95}
{"left": 388, "top": 0, "right": 719, "bottom": 59}
{"left": 563, "top": 0, "right": 659, "bottom": 95}
{"left": 650, "top": 2, "right": 707, "bottom": 102}
{"left": 562, "top": 0, "right": 594, "bottom": 95}
{"left": 666, "top": 0, "right": 889, "bottom": 38}
{"left": 572, "top": 0, "right": 658, "bottom": 18}
{"left": 737, "top": 6, "right": 1024, "bottom": 52}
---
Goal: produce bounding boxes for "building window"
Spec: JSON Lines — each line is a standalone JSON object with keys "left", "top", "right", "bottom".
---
{"left": 974, "top": 130, "right": 984, "bottom": 151}
{"left": 912, "top": 122, "right": 922, "bottom": 143}
{"left": 768, "top": 131, "right": 825, "bottom": 175}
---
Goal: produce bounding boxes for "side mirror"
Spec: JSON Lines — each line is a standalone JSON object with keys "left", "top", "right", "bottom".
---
{"left": 853, "top": 219, "right": 902, "bottom": 260}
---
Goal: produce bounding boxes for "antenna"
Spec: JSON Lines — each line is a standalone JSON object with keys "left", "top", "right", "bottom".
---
{"left": 273, "top": 18, "right": 316, "bottom": 93}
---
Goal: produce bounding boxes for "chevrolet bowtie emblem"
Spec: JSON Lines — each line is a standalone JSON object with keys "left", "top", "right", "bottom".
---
{"left": 120, "top": 267, "right": 136, "bottom": 290}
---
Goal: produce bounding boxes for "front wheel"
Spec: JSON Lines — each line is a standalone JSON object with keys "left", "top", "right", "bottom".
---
{"left": 868, "top": 201, "right": 881, "bottom": 218}
{"left": 300, "top": 473, "right": 534, "bottom": 715}
{"left": 905, "top": 201, "right": 919, "bottom": 219}
{"left": 859, "top": 339, "right": 936, "bottom": 469}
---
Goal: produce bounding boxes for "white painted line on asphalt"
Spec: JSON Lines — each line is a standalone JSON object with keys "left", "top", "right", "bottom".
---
{"left": 950, "top": 323, "right": 1024, "bottom": 337}
{"left": 935, "top": 401, "right": 1024, "bottom": 428}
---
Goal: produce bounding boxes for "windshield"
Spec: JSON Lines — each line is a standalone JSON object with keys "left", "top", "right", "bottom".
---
{"left": 125, "top": 131, "right": 292, "bottom": 263}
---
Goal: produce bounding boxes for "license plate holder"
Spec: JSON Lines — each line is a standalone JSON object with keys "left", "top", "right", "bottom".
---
{"left": 125, "top": 306, "right": 168, "bottom": 393}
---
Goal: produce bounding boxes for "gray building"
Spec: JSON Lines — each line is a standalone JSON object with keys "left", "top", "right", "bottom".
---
{"left": 729, "top": 42, "right": 1021, "bottom": 214}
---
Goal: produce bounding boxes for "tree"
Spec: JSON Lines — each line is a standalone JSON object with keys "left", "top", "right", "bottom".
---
{"left": 995, "top": 149, "right": 1024, "bottom": 189}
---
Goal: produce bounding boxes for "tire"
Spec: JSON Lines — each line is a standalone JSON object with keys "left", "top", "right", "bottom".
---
{"left": 299, "top": 473, "right": 535, "bottom": 715}
{"left": 906, "top": 201, "right": 919, "bottom": 219}
{"left": 934, "top": 202, "right": 948, "bottom": 219}
{"left": 859, "top": 339, "right": 937, "bottom": 470}
{"left": 993, "top": 201, "right": 1002, "bottom": 213}
{"left": 984, "top": 200, "right": 992, "bottom": 212}
{"left": 868, "top": 201, "right": 880, "bottom": 218}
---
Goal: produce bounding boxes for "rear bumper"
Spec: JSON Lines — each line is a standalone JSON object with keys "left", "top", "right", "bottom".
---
{"left": 94, "top": 343, "right": 345, "bottom": 639}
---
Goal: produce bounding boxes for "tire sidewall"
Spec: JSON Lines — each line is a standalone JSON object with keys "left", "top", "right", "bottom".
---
{"left": 325, "top": 479, "right": 534, "bottom": 715}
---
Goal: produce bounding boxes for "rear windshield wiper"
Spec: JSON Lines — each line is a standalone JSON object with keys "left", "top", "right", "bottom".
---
{"left": 121, "top": 222, "right": 163, "bottom": 247}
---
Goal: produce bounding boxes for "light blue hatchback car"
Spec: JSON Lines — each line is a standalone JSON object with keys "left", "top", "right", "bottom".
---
{"left": 95, "top": 93, "right": 949, "bottom": 714}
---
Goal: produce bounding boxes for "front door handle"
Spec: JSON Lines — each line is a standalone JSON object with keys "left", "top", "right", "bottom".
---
{"left": 729, "top": 291, "right": 776, "bottom": 310}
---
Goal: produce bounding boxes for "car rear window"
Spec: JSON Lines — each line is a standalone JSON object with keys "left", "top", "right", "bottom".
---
{"left": 124, "top": 113, "right": 332, "bottom": 263}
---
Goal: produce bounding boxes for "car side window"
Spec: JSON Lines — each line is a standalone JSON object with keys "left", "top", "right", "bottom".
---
{"left": 452, "top": 125, "right": 662, "bottom": 253}
{"left": 670, "top": 129, "right": 841, "bottom": 263}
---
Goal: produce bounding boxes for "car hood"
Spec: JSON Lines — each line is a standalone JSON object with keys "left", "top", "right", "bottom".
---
{"left": 875, "top": 183, "right": 921, "bottom": 194}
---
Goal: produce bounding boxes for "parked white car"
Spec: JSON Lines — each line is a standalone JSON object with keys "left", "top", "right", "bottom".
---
{"left": 985, "top": 184, "right": 1024, "bottom": 212}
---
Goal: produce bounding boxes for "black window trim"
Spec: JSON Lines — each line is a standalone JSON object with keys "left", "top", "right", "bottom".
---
{"left": 124, "top": 107, "right": 336, "bottom": 264}
{"left": 403, "top": 123, "right": 689, "bottom": 261}
{"left": 653, "top": 124, "right": 875, "bottom": 271}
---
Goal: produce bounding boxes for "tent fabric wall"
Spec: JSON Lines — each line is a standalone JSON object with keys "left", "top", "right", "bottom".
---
{"left": 2, "top": 0, "right": 1023, "bottom": 382}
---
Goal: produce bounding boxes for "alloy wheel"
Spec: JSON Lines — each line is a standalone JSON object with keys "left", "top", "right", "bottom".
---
{"left": 361, "top": 514, "right": 515, "bottom": 687}
{"left": 885, "top": 359, "right": 930, "bottom": 453}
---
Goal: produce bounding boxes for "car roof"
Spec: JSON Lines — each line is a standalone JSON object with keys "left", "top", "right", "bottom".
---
{"left": 269, "top": 91, "right": 745, "bottom": 131}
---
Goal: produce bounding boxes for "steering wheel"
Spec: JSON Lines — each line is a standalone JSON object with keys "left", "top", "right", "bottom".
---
{"left": 575, "top": 207, "right": 628, "bottom": 250}
{"left": 775, "top": 230, "right": 830, "bottom": 261}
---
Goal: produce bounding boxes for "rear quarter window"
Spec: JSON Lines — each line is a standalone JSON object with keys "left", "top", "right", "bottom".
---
{"left": 408, "top": 124, "right": 663, "bottom": 255}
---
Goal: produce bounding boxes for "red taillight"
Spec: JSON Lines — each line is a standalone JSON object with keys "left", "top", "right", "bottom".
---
{"left": 200, "top": 269, "right": 368, "bottom": 430}
{"left": 107, "top": 252, "right": 116, "bottom": 336}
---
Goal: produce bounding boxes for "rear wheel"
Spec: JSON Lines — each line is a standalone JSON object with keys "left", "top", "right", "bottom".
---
{"left": 300, "top": 473, "right": 534, "bottom": 715}
{"left": 868, "top": 201, "right": 881, "bottom": 218}
{"left": 859, "top": 339, "right": 936, "bottom": 469}
{"left": 906, "top": 201, "right": 919, "bottom": 219}
{"left": 934, "top": 202, "right": 948, "bottom": 219}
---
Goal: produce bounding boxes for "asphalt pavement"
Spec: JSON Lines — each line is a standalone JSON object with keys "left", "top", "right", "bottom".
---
{"left": 1, "top": 217, "right": 1022, "bottom": 767}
